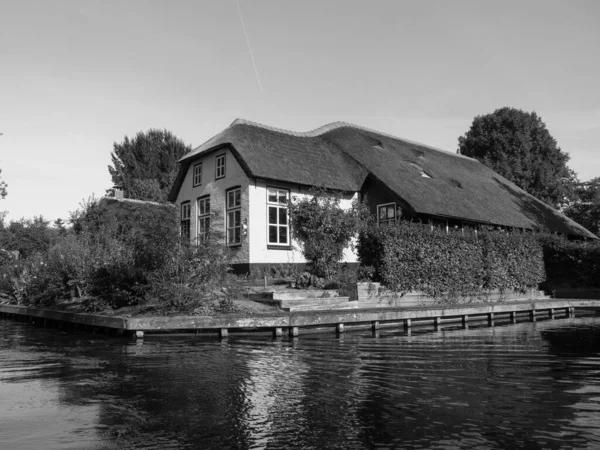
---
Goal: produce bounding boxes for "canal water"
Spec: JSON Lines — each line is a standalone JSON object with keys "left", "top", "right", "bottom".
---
{"left": 1, "top": 317, "right": 599, "bottom": 449}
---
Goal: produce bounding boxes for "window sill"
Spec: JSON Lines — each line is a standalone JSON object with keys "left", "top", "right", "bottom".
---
{"left": 267, "top": 245, "right": 292, "bottom": 251}
{"left": 227, "top": 244, "right": 242, "bottom": 248}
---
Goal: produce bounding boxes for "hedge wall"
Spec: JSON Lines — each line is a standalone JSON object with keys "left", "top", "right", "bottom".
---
{"left": 540, "top": 235, "right": 600, "bottom": 288}
{"left": 359, "top": 222, "right": 546, "bottom": 303}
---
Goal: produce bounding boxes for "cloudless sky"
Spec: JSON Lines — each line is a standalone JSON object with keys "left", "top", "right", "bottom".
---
{"left": 1, "top": 0, "right": 599, "bottom": 222}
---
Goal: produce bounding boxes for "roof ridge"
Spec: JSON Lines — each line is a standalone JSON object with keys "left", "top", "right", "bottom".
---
{"left": 230, "top": 118, "right": 476, "bottom": 161}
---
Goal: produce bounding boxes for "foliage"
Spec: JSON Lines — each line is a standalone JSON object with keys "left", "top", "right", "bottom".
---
{"left": 359, "top": 221, "right": 546, "bottom": 303}
{"left": 145, "top": 236, "right": 232, "bottom": 313}
{"left": 108, "top": 129, "right": 191, "bottom": 202}
{"left": 289, "top": 188, "right": 366, "bottom": 280}
{"left": 0, "top": 168, "right": 6, "bottom": 199}
{"left": 564, "top": 177, "right": 600, "bottom": 237}
{"left": 458, "top": 107, "right": 577, "bottom": 208}
{"left": 0, "top": 198, "right": 238, "bottom": 315}
{"left": 0, "top": 215, "right": 57, "bottom": 259}
{"left": 539, "top": 234, "right": 600, "bottom": 288}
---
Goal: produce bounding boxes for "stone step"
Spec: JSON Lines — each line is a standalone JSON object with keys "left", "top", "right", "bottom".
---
{"left": 282, "top": 299, "right": 359, "bottom": 312}
{"left": 279, "top": 297, "right": 351, "bottom": 308}
{"left": 273, "top": 290, "right": 340, "bottom": 301}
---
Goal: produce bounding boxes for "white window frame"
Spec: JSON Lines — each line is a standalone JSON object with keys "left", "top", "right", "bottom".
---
{"left": 377, "top": 202, "right": 397, "bottom": 226}
{"left": 267, "top": 187, "right": 290, "bottom": 246}
{"left": 197, "top": 196, "right": 210, "bottom": 242}
{"left": 226, "top": 187, "right": 241, "bottom": 246}
{"left": 215, "top": 154, "right": 226, "bottom": 179}
{"left": 193, "top": 162, "right": 202, "bottom": 187}
{"left": 180, "top": 201, "right": 191, "bottom": 239}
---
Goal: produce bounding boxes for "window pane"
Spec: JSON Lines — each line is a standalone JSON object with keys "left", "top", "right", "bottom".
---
{"left": 279, "top": 226, "right": 287, "bottom": 244}
{"left": 227, "top": 229, "right": 234, "bottom": 244}
{"left": 279, "top": 208, "right": 287, "bottom": 225}
{"left": 268, "top": 207, "right": 277, "bottom": 224}
{"left": 234, "top": 210, "right": 241, "bottom": 226}
{"left": 378, "top": 207, "right": 385, "bottom": 219}
{"left": 227, "top": 192, "right": 234, "bottom": 208}
{"left": 278, "top": 191, "right": 287, "bottom": 204}
{"left": 234, "top": 227, "right": 241, "bottom": 243}
{"left": 206, "top": 199, "right": 210, "bottom": 212}
{"left": 228, "top": 211, "right": 234, "bottom": 226}
{"left": 235, "top": 190, "right": 241, "bottom": 206}
{"left": 387, "top": 206, "right": 395, "bottom": 218}
{"left": 268, "top": 190, "right": 277, "bottom": 203}
{"left": 269, "top": 226, "right": 277, "bottom": 243}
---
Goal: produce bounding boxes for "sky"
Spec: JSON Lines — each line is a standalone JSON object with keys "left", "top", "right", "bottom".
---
{"left": 1, "top": 0, "right": 599, "bottom": 222}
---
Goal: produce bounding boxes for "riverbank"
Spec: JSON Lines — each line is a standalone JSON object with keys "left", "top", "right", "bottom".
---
{"left": 2, "top": 298, "right": 600, "bottom": 340}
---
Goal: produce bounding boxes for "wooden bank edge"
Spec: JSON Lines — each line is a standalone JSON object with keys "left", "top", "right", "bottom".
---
{"left": 1, "top": 299, "right": 599, "bottom": 339}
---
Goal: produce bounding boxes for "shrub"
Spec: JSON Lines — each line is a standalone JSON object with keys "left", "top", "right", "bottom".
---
{"left": 289, "top": 188, "right": 364, "bottom": 280}
{"left": 540, "top": 235, "right": 600, "bottom": 288}
{"left": 359, "top": 221, "right": 546, "bottom": 303}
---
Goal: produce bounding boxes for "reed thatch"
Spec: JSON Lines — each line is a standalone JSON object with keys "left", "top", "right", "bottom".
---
{"left": 170, "top": 119, "right": 596, "bottom": 239}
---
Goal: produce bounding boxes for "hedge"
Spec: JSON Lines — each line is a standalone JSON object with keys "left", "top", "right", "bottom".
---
{"left": 359, "top": 222, "right": 546, "bottom": 303}
{"left": 540, "top": 235, "right": 600, "bottom": 288}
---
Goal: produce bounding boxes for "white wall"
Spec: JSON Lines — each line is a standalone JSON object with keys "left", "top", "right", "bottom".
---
{"left": 247, "top": 180, "right": 359, "bottom": 264}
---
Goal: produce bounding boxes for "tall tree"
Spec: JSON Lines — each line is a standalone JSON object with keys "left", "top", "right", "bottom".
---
{"left": 457, "top": 107, "right": 576, "bottom": 208}
{"left": 564, "top": 177, "right": 600, "bottom": 237}
{"left": 109, "top": 129, "right": 191, "bottom": 202}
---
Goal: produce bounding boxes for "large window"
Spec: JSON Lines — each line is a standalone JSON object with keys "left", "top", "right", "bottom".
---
{"left": 193, "top": 162, "right": 202, "bottom": 187}
{"left": 180, "top": 201, "right": 191, "bottom": 239}
{"left": 377, "top": 203, "right": 397, "bottom": 226}
{"left": 267, "top": 188, "right": 289, "bottom": 246}
{"left": 226, "top": 187, "right": 241, "bottom": 246}
{"left": 215, "top": 154, "right": 226, "bottom": 179}
{"left": 197, "top": 196, "right": 210, "bottom": 241}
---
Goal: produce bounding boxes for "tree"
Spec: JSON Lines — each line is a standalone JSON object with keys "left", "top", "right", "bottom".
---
{"left": 564, "top": 177, "right": 600, "bottom": 237}
{"left": 108, "top": 129, "right": 191, "bottom": 202}
{"left": 0, "top": 168, "right": 7, "bottom": 199}
{"left": 458, "top": 107, "right": 577, "bottom": 208}
{"left": 0, "top": 216, "right": 55, "bottom": 259}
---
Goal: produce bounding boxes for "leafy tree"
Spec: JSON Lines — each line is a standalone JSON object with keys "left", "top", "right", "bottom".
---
{"left": 564, "top": 177, "right": 600, "bottom": 237}
{"left": 53, "top": 218, "right": 67, "bottom": 236}
{"left": 458, "top": 107, "right": 577, "bottom": 208}
{"left": 0, "top": 168, "right": 7, "bottom": 199}
{"left": 0, "top": 215, "right": 56, "bottom": 259}
{"left": 108, "top": 129, "right": 191, "bottom": 202}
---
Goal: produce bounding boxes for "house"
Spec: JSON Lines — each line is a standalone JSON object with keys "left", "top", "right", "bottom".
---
{"left": 169, "top": 119, "right": 596, "bottom": 274}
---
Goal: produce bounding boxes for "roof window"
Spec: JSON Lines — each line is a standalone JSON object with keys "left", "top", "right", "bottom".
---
{"left": 449, "top": 179, "right": 463, "bottom": 189}
{"left": 409, "top": 162, "right": 432, "bottom": 179}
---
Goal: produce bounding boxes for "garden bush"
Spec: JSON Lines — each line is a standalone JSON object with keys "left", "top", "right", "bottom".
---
{"left": 289, "top": 188, "right": 366, "bottom": 280}
{"left": 359, "top": 221, "right": 546, "bottom": 303}
{"left": 540, "top": 235, "right": 600, "bottom": 288}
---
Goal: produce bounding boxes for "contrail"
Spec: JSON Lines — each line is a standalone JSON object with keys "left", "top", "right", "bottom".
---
{"left": 236, "top": 0, "right": 263, "bottom": 93}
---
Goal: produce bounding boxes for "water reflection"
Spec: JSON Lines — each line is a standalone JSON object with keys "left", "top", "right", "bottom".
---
{"left": 1, "top": 317, "right": 599, "bottom": 449}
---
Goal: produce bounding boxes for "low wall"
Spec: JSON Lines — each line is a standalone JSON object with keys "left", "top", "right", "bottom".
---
{"left": 340, "top": 283, "right": 545, "bottom": 308}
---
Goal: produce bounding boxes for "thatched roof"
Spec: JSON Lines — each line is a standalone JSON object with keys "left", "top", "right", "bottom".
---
{"left": 170, "top": 119, "right": 596, "bottom": 239}
{"left": 171, "top": 119, "right": 368, "bottom": 193}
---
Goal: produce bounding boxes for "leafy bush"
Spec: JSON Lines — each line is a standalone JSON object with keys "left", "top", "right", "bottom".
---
{"left": 0, "top": 198, "right": 238, "bottom": 313}
{"left": 540, "top": 235, "right": 600, "bottom": 288}
{"left": 289, "top": 188, "right": 364, "bottom": 280}
{"left": 359, "top": 221, "right": 546, "bottom": 303}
